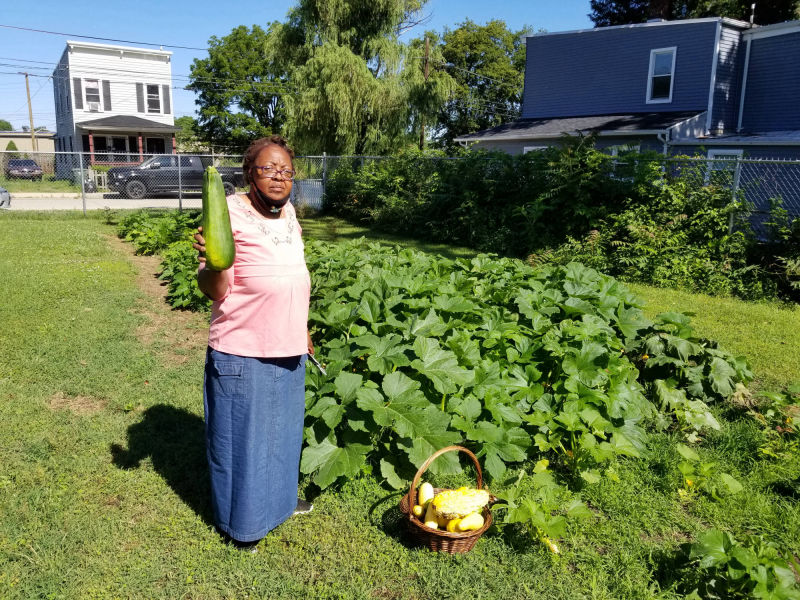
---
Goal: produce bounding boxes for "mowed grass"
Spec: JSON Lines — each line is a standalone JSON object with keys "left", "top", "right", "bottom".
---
{"left": 0, "top": 210, "right": 798, "bottom": 599}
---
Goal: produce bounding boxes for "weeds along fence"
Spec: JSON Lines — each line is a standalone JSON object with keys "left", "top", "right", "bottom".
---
{"left": 2, "top": 150, "right": 799, "bottom": 230}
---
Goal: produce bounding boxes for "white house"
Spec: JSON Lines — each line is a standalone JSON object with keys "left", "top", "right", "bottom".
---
{"left": 53, "top": 40, "right": 179, "bottom": 167}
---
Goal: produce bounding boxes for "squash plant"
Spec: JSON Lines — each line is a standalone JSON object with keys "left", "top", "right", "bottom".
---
{"left": 301, "top": 239, "right": 752, "bottom": 490}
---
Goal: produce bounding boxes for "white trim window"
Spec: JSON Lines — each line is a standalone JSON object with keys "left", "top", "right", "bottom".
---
{"left": 84, "top": 79, "right": 101, "bottom": 112}
{"left": 608, "top": 143, "right": 641, "bottom": 157}
{"left": 523, "top": 146, "right": 548, "bottom": 154}
{"left": 706, "top": 149, "right": 743, "bottom": 186}
{"left": 146, "top": 84, "right": 161, "bottom": 113}
{"left": 608, "top": 144, "right": 641, "bottom": 180}
{"left": 646, "top": 47, "right": 676, "bottom": 104}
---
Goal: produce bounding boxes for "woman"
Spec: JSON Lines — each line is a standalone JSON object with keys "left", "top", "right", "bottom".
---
{"left": 193, "top": 135, "right": 313, "bottom": 551}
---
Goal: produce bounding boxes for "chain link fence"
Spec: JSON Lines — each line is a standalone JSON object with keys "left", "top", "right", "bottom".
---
{"left": 0, "top": 151, "right": 328, "bottom": 212}
{"left": 2, "top": 151, "right": 799, "bottom": 233}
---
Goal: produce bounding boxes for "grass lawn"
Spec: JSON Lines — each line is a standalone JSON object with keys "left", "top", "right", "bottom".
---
{"left": 627, "top": 284, "right": 800, "bottom": 393}
{"left": 0, "top": 176, "right": 81, "bottom": 194}
{"left": 1, "top": 210, "right": 798, "bottom": 599}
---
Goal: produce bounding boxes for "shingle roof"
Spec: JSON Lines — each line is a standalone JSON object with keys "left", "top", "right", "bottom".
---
{"left": 76, "top": 115, "right": 179, "bottom": 132}
{"left": 454, "top": 112, "right": 704, "bottom": 142}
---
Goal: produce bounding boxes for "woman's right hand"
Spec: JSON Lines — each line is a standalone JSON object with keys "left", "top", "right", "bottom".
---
{"left": 193, "top": 226, "right": 206, "bottom": 267}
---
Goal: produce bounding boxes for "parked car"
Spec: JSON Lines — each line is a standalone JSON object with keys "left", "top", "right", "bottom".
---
{"left": 4, "top": 158, "right": 43, "bottom": 180}
{"left": 107, "top": 155, "right": 244, "bottom": 199}
{"left": 0, "top": 186, "right": 10, "bottom": 209}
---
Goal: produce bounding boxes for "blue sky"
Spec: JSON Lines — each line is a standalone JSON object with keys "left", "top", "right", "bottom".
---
{"left": 0, "top": 0, "right": 593, "bottom": 132}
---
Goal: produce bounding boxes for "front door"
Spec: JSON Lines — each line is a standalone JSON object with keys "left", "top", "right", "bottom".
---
{"left": 145, "top": 137, "right": 166, "bottom": 155}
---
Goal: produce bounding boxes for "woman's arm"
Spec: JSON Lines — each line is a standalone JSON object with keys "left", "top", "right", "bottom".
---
{"left": 193, "top": 227, "right": 231, "bottom": 301}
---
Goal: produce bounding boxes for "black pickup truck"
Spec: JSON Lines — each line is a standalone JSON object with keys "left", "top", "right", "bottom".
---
{"left": 107, "top": 155, "right": 244, "bottom": 199}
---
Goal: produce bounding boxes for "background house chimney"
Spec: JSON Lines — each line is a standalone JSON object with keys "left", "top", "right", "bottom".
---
{"left": 648, "top": 0, "right": 672, "bottom": 20}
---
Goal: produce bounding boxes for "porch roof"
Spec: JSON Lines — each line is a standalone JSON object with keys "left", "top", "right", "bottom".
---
{"left": 77, "top": 115, "right": 179, "bottom": 134}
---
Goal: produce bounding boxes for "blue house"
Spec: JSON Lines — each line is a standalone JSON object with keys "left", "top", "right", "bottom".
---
{"left": 454, "top": 17, "right": 800, "bottom": 162}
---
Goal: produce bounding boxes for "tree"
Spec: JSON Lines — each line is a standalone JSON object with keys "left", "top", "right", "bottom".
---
{"left": 188, "top": 0, "right": 444, "bottom": 155}
{"left": 0, "top": 119, "right": 13, "bottom": 131}
{"left": 174, "top": 115, "right": 207, "bottom": 152}
{"left": 5, "top": 140, "right": 20, "bottom": 158}
{"left": 432, "top": 20, "right": 530, "bottom": 151}
{"left": 188, "top": 25, "right": 288, "bottom": 151}
{"left": 589, "top": 0, "right": 800, "bottom": 26}
{"left": 278, "top": 0, "right": 433, "bottom": 154}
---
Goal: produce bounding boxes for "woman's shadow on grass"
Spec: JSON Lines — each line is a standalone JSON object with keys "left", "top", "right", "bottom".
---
{"left": 110, "top": 404, "right": 213, "bottom": 526}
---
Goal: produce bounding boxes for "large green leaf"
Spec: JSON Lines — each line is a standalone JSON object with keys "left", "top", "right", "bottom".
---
{"left": 709, "top": 357, "right": 736, "bottom": 397}
{"left": 334, "top": 371, "right": 363, "bottom": 405}
{"left": 353, "top": 334, "right": 410, "bottom": 375}
{"left": 690, "top": 529, "right": 733, "bottom": 568}
{"left": 410, "top": 337, "right": 474, "bottom": 395}
{"left": 300, "top": 438, "right": 372, "bottom": 489}
{"left": 562, "top": 342, "right": 608, "bottom": 388}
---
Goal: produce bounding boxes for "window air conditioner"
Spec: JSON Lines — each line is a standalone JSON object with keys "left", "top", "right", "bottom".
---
{"left": 87, "top": 102, "right": 100, "bottom": 112}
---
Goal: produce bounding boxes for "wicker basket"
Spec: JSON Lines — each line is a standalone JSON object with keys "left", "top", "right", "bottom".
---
{"left": 399, "top": 445, "right": 493, "bottom": 554}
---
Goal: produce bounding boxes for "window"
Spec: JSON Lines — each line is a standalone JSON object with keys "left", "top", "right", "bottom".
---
{"left": 706, "top": 149, "right": 743, "bottom": 186}
{"left": 608, "top": 144, "right": 640, "bottom": 157}
{"left": 150, "top": 156, "right": 176, "bottom": 167}
{"left": 647, "top": 47, "right": 676, "bottom": 103}
{"left": 146, "top": 84, "right": 161, "bottom": 113}
{"left": 608, "top": 144, "right": 641, "bottom": 179}
{"left": 85, "top": 79, "right": 101, "bottom": 110}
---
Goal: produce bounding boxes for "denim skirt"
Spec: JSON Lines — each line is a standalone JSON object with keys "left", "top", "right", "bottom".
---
{"left": 203, "top": 347, "right": 307, "bottom": 542}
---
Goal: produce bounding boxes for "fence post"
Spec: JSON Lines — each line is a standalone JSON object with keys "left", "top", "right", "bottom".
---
{"left": 78, "top": 152, "right": 86, "bottom": 216}
{"left": 322, "top": 152, "right": 327, "bottom": 207}
{"left": 177, "top": 155, "right": 183, "bottom": 211}
{"left": 729, "top": 158, "right": 743, "bottom": 235}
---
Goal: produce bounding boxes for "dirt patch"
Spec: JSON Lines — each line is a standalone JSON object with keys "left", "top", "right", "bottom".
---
{"left": 106, "top": 235, "right": 208, "bottom": 364}
{"left": 49, "top": 392, "right": 107, "bottom": 415}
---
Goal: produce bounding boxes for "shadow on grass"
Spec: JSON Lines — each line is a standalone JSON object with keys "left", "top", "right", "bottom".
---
{"left": 110, "top": 404, "right": 213, "bottom": 526}
{"left": 369, "top": 490, "right": 424, "bottom": 551}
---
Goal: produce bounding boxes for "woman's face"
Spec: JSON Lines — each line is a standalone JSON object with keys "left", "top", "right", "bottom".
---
{"left": 251, "top": 144, "right": 294, "bottom": 203}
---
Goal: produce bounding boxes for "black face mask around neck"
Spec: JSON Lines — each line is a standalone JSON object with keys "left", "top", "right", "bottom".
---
{"left": 251, "top": 183, "right": 289, "bottom": 214}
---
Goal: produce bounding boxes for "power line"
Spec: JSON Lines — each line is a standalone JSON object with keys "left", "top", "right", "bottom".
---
{"left": 0, "top": 23, "right": 207, "bottom": 51}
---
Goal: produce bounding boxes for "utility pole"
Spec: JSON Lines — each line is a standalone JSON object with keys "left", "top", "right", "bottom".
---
{"left": 419, "top": 35, "right": 430, "bottom": 151}
{"left": 19, "top": 72, "right": 38, "bottom": 151}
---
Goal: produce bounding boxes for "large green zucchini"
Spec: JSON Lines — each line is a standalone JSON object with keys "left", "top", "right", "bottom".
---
{"left": 201, "top": 166, "right": 235, "bottom": 270}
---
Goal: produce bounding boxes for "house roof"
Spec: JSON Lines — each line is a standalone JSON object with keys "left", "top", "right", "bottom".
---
{"left": 0, "top": 130, "right": 56, "bottom": 138}
{"left": 76, "top": 115, "right": 179, "bottom": 133}
{"left": 524, "top": 17, "right": 751, "bottom": 40}
{"left": 66, "top": 40, "right": 172, "bottom": 56}
{"left": 677, "top": 130, "right": 800, "bottom": 146}
{"left": 454, "top": 112, "right": 704, "bottom": 143}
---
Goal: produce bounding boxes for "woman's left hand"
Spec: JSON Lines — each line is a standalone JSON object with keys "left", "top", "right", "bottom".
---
{"left": 307, "top": 331, "right": 315, "bottom": 356}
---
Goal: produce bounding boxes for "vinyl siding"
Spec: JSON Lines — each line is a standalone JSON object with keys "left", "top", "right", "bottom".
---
{"left": 740, "top": 31, "right": 800, "bottom": 132}
{"left": 710, "top": 25, "right": 744, "bottom": 134}
{"left": 467, "top": 135, "right": 665, "bottom": 155}
{"left": 66, "top": 44, "right": 173, "bottom": 128}
{"left": 522, "top": 21, "right": 719, "bottom": 119}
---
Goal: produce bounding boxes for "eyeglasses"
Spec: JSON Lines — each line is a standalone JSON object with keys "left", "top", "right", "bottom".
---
{"left": 253, "top": 165, "right": 296, "bottom": 180}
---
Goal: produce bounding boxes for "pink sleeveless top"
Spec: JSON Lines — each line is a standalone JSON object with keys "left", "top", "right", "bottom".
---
{"left": 206, "top": 195, "right": 310, "bottom": 358}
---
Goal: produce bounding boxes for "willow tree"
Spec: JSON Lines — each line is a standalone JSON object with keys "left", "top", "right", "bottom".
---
{"left": 278, "top": 0, "right": 444, "bottom": 154}
{"left": 189, "top": 0, "right": 456, "bottom": 154}
{"left": 403, "top": 33, "right": 458, "bottom": 150}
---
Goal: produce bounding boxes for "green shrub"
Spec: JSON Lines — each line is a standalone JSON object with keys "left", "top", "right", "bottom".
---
{"left": 117, "top": 210, "right": 200, "bottom": 256}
